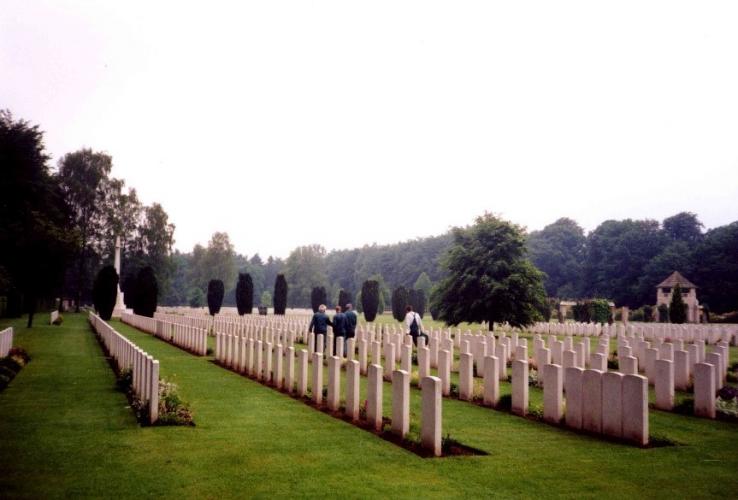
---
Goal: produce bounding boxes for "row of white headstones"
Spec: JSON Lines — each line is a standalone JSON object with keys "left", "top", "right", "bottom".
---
{"left": 131, "top": 311, "right": 734, "bottom": 446}
{"left": 214, "top": 331, "right": 445, "bottom": 456}
{"left": 143, "top": 311, "right": 651, "bottom": 446}
{"left": 123, "top": 313, "right": 208, "bottom": 356}
{"left": 0, "top": 327, "right": 13, "bottom": 358}
{"left": 531, "top": 320, "right": 738, "bottom": 345}
{"left": 89, "top": 313, "right": 160, "bottom": 423}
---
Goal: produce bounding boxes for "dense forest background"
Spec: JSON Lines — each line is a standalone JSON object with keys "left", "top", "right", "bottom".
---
{"left": 162, "top": 212, "right": 738, "bottom": 316}
{"left": 3, "top": 109, "right": 737, "bottom": 320}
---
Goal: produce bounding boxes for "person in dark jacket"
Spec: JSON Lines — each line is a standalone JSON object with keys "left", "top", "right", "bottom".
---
{"left": 309, "top": 304, "right": 332, "bottom": 351}
{"left": 344, "top": 303, "right": 358, "bottom": 340}
{"left": 332, "top": 305, "right": 348, "bottom": 356}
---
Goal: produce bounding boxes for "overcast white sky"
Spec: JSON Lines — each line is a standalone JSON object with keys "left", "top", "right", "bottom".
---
{"left": 2, "top": 1, "right": 737, "bottom": 258}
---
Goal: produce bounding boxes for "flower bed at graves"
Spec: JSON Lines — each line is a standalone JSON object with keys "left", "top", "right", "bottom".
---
{"left": 0, "top": 347, "right": 30, "bottom": 392}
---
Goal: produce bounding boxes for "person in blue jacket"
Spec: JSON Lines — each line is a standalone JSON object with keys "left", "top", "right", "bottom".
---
{"left": 309, "top": 304, "right": 332, "bottom": 351}
{"left": 344, "top": 303, "right": 358, "bottom": 340}
{"left": 332, "top": 305, "right": 348, "bottom": 356}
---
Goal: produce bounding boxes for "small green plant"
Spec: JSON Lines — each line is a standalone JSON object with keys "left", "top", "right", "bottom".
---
{"left": 497, "top": 394, "right": 512, "bottom": 411}
{"left": 449, "top": 382, "right": 459, "bottom": 397}
{"left": 359, "top": 400, "right": 368, "bottom": 420}
{"left": 716, "top": 397, "right": 738, "bottom": 419}
{"left": 116, "top": 368, "right": 133, "bottom": 393}
{"left": 441, "top": 433, "right": 460, "bottom": 455}
{"left": 607, "top": 356, "right": 619, "bottom": 370}
{"left": 673, "top": 397, "right": 694, "bottom": 415}
{"left": 528, "top": 404, "right": 544, "bottom": 420}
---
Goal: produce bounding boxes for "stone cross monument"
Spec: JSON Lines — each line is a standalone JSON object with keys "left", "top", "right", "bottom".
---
{"left": 112, "top": 236, "right": 126, "bottom": 318}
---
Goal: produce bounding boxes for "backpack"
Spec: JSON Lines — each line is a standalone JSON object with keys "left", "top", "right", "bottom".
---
{"left": 409, "top": 314, "right": 419, "bottom": 335}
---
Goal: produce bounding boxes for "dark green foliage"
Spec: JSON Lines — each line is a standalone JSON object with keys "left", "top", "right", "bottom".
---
{"left": 431, "top": 213, "right": 548, "bottom": 330}
{"left": 235, "top": 273, "right": 253, "bottom": 315}
{"left": 361, "top": 280, "right": 380, "bottom": 322}
{"left": 669, "top": 284, "right": 687, "bottom": 324}
{"left": 691, "top": 222, "right": 738, "bottom": 313}
{"left": 273, "top": 274, "right": 287, "bottom": 315}
{"left": 284, "top": 245, "right": 327, "bottom": 308}
{"left": 92, "top": 265, "right": 118, "bottom": 320}
{"left": 583, "top": 219, "right": 666, "bottom": 308}
{"left": 590, "top": 299, "right": 611, "bottom": 324}
{"left": 207, "top": 279, "right": 224, "bottom": 316}
{"left": 663, "top": 212, "right": 704, "bottom": 244}
{"left": 527, "top": 217, "right": 586, "bottom": 297}
{"left": 0, "top": 110, "right": 74, "bottom": 326}
{"left": 658, "top": 304, "right": 669, "bottom": 323}
{"left": 132, "top": 266, "right": 158, "bottom": 318}
{"left": 408, "top": 288, "right": 426, "bottom": 318}
{"left": 391, "top": 286, "right": 409, "bottom": 321}
{"left": 338, "top": 289, "right": 352, "bottom": 310}
{"left": 572, "top": 302, "right": 591, "bottom": 322}
{"left": 324, "top": 233, "right": 452, "bottom": 297}
{"left": 643, "top": 305, "right": 654, "bottom": 322}
{"left": 310, "top": 286, "right": 327, "bottom": 313}
{"left": 188, "top": 287, "right": 204, "bottom": 308}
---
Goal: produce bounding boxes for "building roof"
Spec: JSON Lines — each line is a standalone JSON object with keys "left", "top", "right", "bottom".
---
{"left": 657, "top": 271, "right": 697, "bottom": 289}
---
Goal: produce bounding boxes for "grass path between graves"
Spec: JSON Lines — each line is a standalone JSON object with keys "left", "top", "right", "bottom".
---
{"left": 0, "top": 314, "right": 737, "bottom": 499}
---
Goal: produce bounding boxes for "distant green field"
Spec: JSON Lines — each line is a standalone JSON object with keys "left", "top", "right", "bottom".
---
{"left": 1, "top": 313, "right": 737, "bottom": 499}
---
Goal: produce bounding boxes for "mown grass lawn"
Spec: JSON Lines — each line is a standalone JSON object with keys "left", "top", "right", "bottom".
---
{"left": 1, "top": 313, "right": 737, "bottom": 499}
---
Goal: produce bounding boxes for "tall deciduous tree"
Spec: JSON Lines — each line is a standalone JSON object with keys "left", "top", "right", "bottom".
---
{"left": 691, "top": 222, "right": 738, "bottom": 314}
{"left": 0, "top": 110, "right": 74, "bottom": 326}
{"left": 663, "top": 212, "right": 704, "bottom": 244}
{"left": 431, "top": 213, "right": 548, "bottom": 330}
{"left": 391, "top": 286, "right": 409, "bottom": 322}
{"left": 413, "top": 272, "right": 433, "bottom": 300}
{"left": 57, "top": 148, "right": 114, "bottom": 311}
{"left": 361, "top": 280, "right": 380, "bottom": 322}
{"left": 284, "top": 244, "right": 328, "bottom": 308}
{"left": 235, "top": 273, "right": 254, "bottom": 315}
{"left": 582, "top": 219, "right": 665, "bottom": 307}
{"left": 527, "top": 217, "right": 586, "bottom": 298}
{"left": 273, "top": 274, "right": 288, "bottom": 314}
{"left": 207, "top": 279, "right": 224, "bottom": 316}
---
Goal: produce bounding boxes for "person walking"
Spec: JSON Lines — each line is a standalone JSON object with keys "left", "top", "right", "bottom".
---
{"left": 308, "top": 304, "right": 332, "bottom": 351}
{"left": 332, "top": 305, "right": 348, "bottom": 356}
{"left": 344, "top": 303, "right": 358, "bottom": 340}
{"left": 404, "top": 305, "right": 428, "bottom": 346}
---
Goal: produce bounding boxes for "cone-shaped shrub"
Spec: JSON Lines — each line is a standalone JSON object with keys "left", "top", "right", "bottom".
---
{"left": 235, "top": 273, "right": 254, "bottom": 315}
{"left": 132, "top": 266, "right": 158, "bottom": 317}
{"left": 93, "top": 265, "right": 119, "bottom": 320}
{"left": 391, "top": 286, "right": 409, "bottom": 322}
{"left": 207, "top": 279, "right": 225, "bottom": 316}
{"left": 310, "top": 286, "right": 327, "bottom": 313}
{"left": 361, "top": 280, "right": 379, "bottom": 322}
{"left": 274, "top": 274, "right": 288, "bottom": 315}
